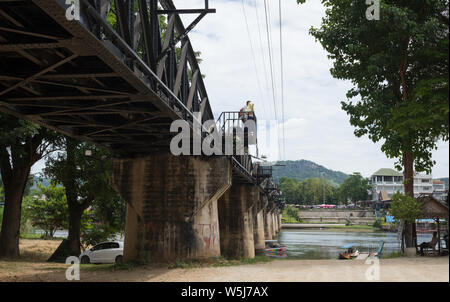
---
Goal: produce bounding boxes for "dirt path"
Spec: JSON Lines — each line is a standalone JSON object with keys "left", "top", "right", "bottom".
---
{"left": 1, "top": 257, "right": 448, "bottom": 282}
{"left": 146, "top": 257, "right": 449, "bottom": 282}
{"left": 1, "top": 239, "right": 448, "bottom": 282}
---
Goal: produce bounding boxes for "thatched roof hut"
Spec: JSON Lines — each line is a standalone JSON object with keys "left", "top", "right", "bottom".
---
{"left": 416, "top": 194, "right": 449, "bottom": 220}
{"left": 416, "top": 194, "right": 449, "bottom": 255}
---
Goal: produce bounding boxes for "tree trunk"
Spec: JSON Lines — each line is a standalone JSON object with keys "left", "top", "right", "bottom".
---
{"left": 0, "top": 171, "right": 30, "bottom": 259}
{"left": 47, "top": 206, "right": 84, "bottom": 262}
{"left": 403, "top": 150, "right": 415, "bottom": 248}
{"left": 67, "top": 207, "right": 83, "bottom": 256}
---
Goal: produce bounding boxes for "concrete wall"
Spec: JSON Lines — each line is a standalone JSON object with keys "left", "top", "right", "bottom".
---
{"left": 301, "top": 217, "right": 376, "bottom": 225}
{"left": 111, "top": 153, "right": 231, "bottom": 262}
{"left": 299, "top": 209, "right": 375, "bottom": 218}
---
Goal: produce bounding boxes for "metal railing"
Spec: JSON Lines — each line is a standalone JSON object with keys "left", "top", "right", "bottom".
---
{"left": 81, "top": 0, "right": 214, "bottom": 127}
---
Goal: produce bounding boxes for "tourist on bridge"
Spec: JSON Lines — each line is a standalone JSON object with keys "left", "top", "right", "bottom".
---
{"left": 245, "top": 100, "right": 256, "bottom": 122}
{"left": 239, "top": 107, "right": 247, "bottom": 123}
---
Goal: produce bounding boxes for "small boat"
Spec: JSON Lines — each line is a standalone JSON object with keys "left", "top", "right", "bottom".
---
{"left": 339, "top": 243, "right": 360, "bottom": 260}
{"left": 265, "top": 240, "right": 287, "bottom": 257}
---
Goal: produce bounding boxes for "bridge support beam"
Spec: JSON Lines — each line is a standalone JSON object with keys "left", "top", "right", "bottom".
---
{"left": 273, "top": 210, "right": 279, "bottom": 235}
{"left": 253, "top": 210, "right": 265, "bottom": 254}
{"left": 111, "top": 153, "right": 231, "bottom": 262}
{"left": 218, "top": 184, "right": 258, "bottom": 259}
{"left": 278, "top": 213, "right": 283, "bottom": 232}
{"left": 264, "top": 209, "right": 273, "bottom": 240}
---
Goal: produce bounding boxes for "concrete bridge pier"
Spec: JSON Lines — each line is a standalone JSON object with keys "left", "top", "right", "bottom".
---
{"left": 264, "top": 209, "right": 273, "bottom": 240}
{"left": 272, "top": 211, "right": 278, "bottom": 235}
{"left": 273, "top": 209, "right": 281, "bottom": 234}
{"left": 111, "top": 153, "right": 231, "bottom": 263}
{"left": 273, "top": 210, "right": 280, "bottom": 236}
{"left": 278, "top": 213, "right": 283, "bottom": 233}
{"left": 253, "top": 193, "right": 267, "bottom": 255}
{"left": 218, "top": 184, "right": 258, "bottom": 259}
{"left": 253, "top": 210, "right": 265, "bottom": 254}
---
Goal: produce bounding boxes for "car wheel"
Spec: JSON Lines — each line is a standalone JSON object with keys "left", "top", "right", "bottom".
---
{"left": 115, "top": 255, "right": 123, "bottom": 264}
{"left": 81, "top": 255, "right": 90, "bottom": 264}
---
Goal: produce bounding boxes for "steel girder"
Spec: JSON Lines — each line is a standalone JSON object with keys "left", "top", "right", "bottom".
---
{"left": 0, "top": 0, "right": 260, "bottom": 185}
{"left": 0, "top": 0, "right": 214, "bottom": 156}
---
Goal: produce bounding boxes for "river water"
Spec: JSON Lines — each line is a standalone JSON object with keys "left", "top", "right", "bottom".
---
{"left": 277, "top": 229, "right": 433, "bottom": 259}
{"left": 38, "top": 229, "right": 433, "bottom": 259}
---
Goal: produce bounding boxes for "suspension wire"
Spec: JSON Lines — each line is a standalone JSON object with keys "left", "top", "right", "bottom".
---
{"left": 254, "top": 0, "right": 274, "bottom": 121}
{"left": 263, "top": 0, "right": 282, "bottom": 160}
{"left": 241, "top": 0, "right": 268, "bottom": 120}
{"left": 263, "top": 0, "right": 278, "bottom": 123}
{"left": 278, "top": 0, "right": 286, "bottom": 160}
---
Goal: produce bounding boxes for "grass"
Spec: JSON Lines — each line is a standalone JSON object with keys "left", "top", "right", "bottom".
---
{"left": 20, "top": 233, "right": 42, "bottom": 239}
{"left": 168, "top": 256, "right": 273, "bottom": 269}
{"left": 81, "top": 261, "right": 137, "bottom": 272}
{"left": 282, "top": 216, "right": 299, "bottom": 224}
{"left": 19, "top": 233, "right": 65, "bottom": 240}
{"left": 76, "top": 256, "right": 274, "bottom": 272}
{"left": 384, "top": 251, "right": 405, "bottom": 259}
{"left": 325, "top": 225, "right": 378, "bottom": 230}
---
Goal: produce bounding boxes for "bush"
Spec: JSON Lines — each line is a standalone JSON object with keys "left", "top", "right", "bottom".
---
{"left": 373, "top": 218, "right": 383, "bottom": 229}
{"left": 390, "top": 192, "right": 421, "bottom": 223}
{"left": 284, "top": 205, "right": 300, "bottom": 223}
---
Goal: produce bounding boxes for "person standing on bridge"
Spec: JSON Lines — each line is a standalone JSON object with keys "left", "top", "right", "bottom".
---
{"left": 245, "top": 100, "right": 255, "bottom": 121}
{"left": 239, "top": 106, "right": 247, "bottom": 123}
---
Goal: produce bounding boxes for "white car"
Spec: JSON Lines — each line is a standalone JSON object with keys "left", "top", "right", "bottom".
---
{"left": 79, "top": 241, "right": 124, "bottom": 264}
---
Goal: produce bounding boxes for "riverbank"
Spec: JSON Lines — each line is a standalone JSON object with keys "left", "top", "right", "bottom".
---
{"left": 1, "top": 256, "right": 448, "bottom": 282}
{"left": 282, "top": 224, "right": 379, "bottom": 231}
{"left": 0, "top": 239, "right": 448, "bottom": 282}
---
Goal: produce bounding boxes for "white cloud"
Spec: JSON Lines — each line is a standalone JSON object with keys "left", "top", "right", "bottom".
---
{"left": 171, "top": 0, "right": 449, "bottom": 178}
{"left": 26, "top": 1, "right": 448, "bottom": 180}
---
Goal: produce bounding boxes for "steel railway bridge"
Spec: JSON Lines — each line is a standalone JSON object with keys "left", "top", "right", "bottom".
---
{"left": 0, "top": 0, "right": 284, "bottom": 261}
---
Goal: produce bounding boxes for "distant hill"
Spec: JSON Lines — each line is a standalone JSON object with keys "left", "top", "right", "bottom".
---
{"left": 271, "top": 160, "right": 349, "bottom": 187}
{"left": 438, "top": 178, "right": 449, "bottom": 189}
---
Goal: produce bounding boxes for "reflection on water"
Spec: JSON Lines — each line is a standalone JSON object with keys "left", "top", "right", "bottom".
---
{"left": 277, "top": 229, "right": 433, "bottom": 259}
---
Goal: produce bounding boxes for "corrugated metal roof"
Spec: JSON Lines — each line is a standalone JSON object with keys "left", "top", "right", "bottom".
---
{"left": 372, "top": 168, "right": 403, "bottom": 177}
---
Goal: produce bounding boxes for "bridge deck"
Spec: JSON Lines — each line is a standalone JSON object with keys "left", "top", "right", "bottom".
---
{"left": 0, "top": 0, "right": 259, "bottom": 184}
{"left": 0, "top": 0, "right": 188, "bottom": 156}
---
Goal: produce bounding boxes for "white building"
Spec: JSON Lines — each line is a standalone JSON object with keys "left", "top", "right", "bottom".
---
{"left": 370, "top": 168, "right": 433, "bottom": 200}
{"left": 432, "top": 180, "right": 447, "bottom": 202}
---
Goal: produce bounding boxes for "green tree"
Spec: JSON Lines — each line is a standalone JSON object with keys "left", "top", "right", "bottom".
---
{"left": 338, "top": 173, "right": 371, "bottom": 204}
{"left": 80, "top": 192, "right": 126, "bottom": 249}
{"left": 301, "top": 0, "right": 449, "bottom": 247}
{"left": 390, "top": 192, "right": 422, "bottom": 251}
{"left": 0, "top": 113, "right": 57, "bottom": 258}
{"left": 284, "top": 205, "right": 300, "bottom": 223}
{"left": 279, "top": 177, "right": 300, "bottom": 204}
{"left": 280, "top": 177, "right": 336, "bottom": 205}
{"left": 25, "top": 183, "right": 68, "bottom": 239}
{"left": 0, "top": 179, "right": 4, "bottom": 203}
{"left": 44, "top": 137, "right": 116, "bottom": 260}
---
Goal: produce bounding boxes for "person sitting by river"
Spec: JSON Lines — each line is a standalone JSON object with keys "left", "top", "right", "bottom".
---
{"left": 419, "top": 232, "right": 439, "bottom": 256}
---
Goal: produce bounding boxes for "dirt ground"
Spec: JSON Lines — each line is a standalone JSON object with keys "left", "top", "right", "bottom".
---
{"left": 0, "top": 239, "right": 448, "bottom": 282}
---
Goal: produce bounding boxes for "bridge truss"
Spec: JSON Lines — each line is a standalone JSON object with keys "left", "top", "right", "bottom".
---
{"left": 0, "top": 0, "right": 277, "bottom": 186}
{"left": 0, "top": 0, "right": 215, "bottom": 154}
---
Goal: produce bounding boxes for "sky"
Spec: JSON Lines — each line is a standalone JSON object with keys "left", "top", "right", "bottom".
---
{"left": 30, "top": 0, "right": 449, "bottom": 179}
{"left": 169, "top": 0, "right": 449, "bottom": 178}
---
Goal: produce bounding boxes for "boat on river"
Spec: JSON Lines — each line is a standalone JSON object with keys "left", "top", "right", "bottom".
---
{"left": 265, "top": 240, "right": 287, "bottom": 257}
{"left": 338, "top": 243, "right": 360, "bottom": 260}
